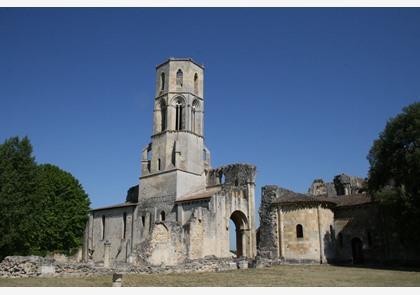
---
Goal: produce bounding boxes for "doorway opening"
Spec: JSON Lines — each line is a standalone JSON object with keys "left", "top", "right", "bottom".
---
{"left": 229, "top": 210, "right": 249, "bottom": 258}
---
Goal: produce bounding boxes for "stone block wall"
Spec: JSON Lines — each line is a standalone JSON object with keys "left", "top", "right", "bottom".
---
{"left": 89, "top": 206, "right": 135, "bottom": 264}
{"left": 258, "top": 185, "right": 335, "bottom": 264}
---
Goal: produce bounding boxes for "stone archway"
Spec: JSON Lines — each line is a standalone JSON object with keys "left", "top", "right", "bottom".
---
{"left": 230, "top": 210, "right": 249, "bottom": 258}
{"left": 351, "top": 237, "right": 364, "bottom": 264}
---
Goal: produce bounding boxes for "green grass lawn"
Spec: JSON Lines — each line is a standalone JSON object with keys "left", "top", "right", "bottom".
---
{"left": 1, "top": 264, "right": 420, "bottom": 287}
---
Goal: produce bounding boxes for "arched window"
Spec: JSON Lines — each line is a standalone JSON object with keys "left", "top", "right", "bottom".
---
{"left": 194, "top": 73, "right": 198, "bottom": 93}
{"left": 191, "top": 100, "right": 199, "bottom": 133}
{"left": 174, "top": 98, "right": 185, "bottom": 130}
{"left": 176, "top": 69, "right": 183, "bottom": 87}
{"left": 157, "top": 158, "right": 161, "bottom": 171}
{"left": 160, "top": 211, "right": 165, "bottom": 221}
{"left": 160, "top": 100, "right": 167, "bottom": 132}
{"left": 160, "top": 72, "right": 165, "bottom": 91}
{"left": 102, "top": 215, "right": 106, "bottom": 240}
{"left": 122, "top": 213, "right": 127, "bottom": 239}
{"left": 296, "top": 224, "right": 303, "bottom": 239}
{"left": 219, "top": 173, "right": 225, "bottom": 184}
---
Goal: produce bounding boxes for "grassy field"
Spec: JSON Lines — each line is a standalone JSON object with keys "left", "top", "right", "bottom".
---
{"left": 1, "top": 264, "right": 420, "bottom": 287}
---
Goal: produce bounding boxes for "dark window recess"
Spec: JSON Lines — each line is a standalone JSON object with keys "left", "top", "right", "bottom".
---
{"left": 296, "top": 224, "right": 303, "bottom": 238}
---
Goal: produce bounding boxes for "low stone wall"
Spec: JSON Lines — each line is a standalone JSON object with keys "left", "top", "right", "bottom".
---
{"left": 0, "top": 255, "right": 246, "bottom": 278}
{"left": 129, "top": 256, "right": 240, "bottom": 274}
{"left": 0, "top": 256, "right": 55, "bottom": 278}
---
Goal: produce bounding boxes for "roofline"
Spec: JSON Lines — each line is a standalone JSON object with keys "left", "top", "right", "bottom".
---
{"left": 175, "top": 195, "right": 212, "bottom": 204}
{"left": 272, "top": 200, "right": 337, "bottom": 206}
{"left": 156, "top": 58, "right": 205, "bottom": 70}
{"left": 91, "top": 202, "right": 137, "bottom": 212}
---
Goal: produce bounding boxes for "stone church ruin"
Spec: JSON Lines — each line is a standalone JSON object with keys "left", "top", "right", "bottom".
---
{"left": 83, "top": 58, "right": 257, "bottom": 268}
{"left": 2, "top": 58, "right": 417, "bottom": 279}
{"left": 81, "top": 58, "right": 419, "bottom": 269}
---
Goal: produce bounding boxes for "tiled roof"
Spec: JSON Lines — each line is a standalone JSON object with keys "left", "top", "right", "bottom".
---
{"left": 331, "top": 194, "right": 373, "bottom": 207}
{"left": 271, "top": 187, "right": 373, "bottom": 207}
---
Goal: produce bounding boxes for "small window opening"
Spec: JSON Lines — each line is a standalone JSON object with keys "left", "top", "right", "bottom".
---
{"left": 194, "top": 73, "right": 198, "bottom": 93}
{"left": 147, "top": 148, "right": 152, "bottom": 172}
{"left": 141, "top": 216, "right": 145, "bottom": 227}
{"left": 122, "top": 213, "right": 127, "bottom": 239}
{"left": 160, "top": 100, "right": 167, "bottom": 132}
{"left": 160, "top": 211, "right": 166, "bottom": 221}
{"left": 160, "top": 72, "right": 165, "bottom": 91}
{"left": 157, "top": 158, "right": 161, "bottom": 171}
{"left": 176, "top": 69, "right": 183, "bottom": 87}
{"left": 235, "top": 179, "right": 239, "bottom": 186}
{"left": 219, "top": 173, "right": 225, "bottom": 184}
{"left": 296, "top": 224, "right": 303, "bottom": 239}
{"left": 102, "top": 215, "right": 106, "bottom": 240}
{"left": 330, "top": 225, "right": 334, "bottom": 240}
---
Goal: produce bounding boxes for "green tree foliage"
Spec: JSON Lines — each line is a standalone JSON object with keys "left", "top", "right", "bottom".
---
{"left": 0, "top": 137, "right": 41, "bottom": 257}
{"left": 367, "top": 102, "right": 420, "bottom": 243}
{"left": 37, "top": 164, "right": 90, "bottom": 254}
{"left": 0, "top": 137, "right": 90, "bottom": 259}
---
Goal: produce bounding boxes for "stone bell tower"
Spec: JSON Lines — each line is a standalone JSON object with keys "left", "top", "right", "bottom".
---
{"left": 138, "top": 58, "right": 211, "bottom": 201}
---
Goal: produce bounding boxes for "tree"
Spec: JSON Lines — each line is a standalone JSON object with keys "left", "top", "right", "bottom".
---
{"left": 0, "top": 136, "right": 91, "bottom": 259}
{"left": 0, "top": 136, "right": 42, "bottom": 258}
{"left": 367, "top": 102, "right": 420, "bottom": 243}
{"left": 37, "top": 164, "right": 90, "bottom": 254}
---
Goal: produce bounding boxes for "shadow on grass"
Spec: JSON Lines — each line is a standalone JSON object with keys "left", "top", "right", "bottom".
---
{"left": 328, "top": 262, "right": 420, "bottom": 273}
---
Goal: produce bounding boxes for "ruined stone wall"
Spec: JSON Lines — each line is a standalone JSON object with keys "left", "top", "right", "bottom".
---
{"left": 89, "top": 206, "right": 135, "bottom": 264}
{"left": 0, "top": 255, "right": 238, "bottom": 278}
{"left": 257, "top": 186, "right": 279, "bottom": 259}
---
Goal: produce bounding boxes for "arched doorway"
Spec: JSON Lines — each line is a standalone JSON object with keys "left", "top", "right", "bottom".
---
{"left": 351, "top": 237, "right": 364, "bottom": 264}
{"left": 229, "top": 210, "right": 249, "bottom": 258}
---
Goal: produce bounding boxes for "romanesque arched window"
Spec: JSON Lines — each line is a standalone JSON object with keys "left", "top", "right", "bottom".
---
{"left": 160, "top": 99, "right": 167, "bottom": 132}
{"left": 191, "top": 100, "right": 199, "bottom": 133}
{"left": 174, "top": 97, "right": 185, "bottom": 130}
{"left": 160, "top": 72, "right": 165, "bottom": 91}
{"left": 176, "top": 69, "right": 183, "bottom": 87}
{"left": 296, "top": 224, "right": 303, "bottom": 239}
{"left": 160, "top": 211, "right": 166, "bottom": 221}
{"left": 194, "top": 73, "right": 198, "bottom": 93}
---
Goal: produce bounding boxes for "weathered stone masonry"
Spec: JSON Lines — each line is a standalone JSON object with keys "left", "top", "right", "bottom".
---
{"left": 83, "top": 58, "right": 257, "bottom": 268}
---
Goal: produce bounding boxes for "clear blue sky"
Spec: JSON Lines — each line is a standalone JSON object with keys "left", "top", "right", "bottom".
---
{"left": 1, "top": 8, "right": 419, "bottom": 212}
